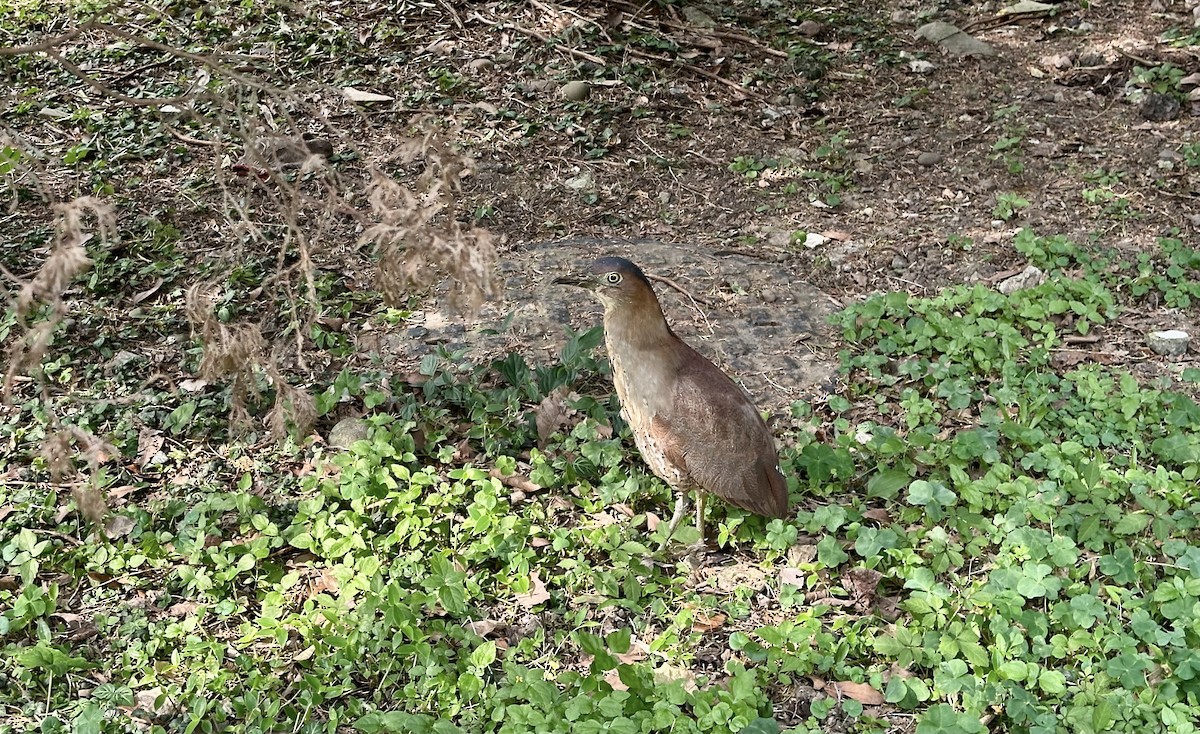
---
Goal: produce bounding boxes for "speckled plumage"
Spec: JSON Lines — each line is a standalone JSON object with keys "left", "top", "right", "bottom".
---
{"left": 554, "top": 257, "right": 788, "bottom": 543}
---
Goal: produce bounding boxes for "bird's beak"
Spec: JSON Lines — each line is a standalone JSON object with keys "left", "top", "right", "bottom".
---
{"left": 552, "top": 272, "right": 596, "bottom": 289}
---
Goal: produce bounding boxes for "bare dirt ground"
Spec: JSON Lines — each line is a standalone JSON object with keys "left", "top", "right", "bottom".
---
{"left": 6, "top": 1, "right": 1198, "bottom": 414}
{"left": 372, "top": 0, "right": 1200, "bottom": 413}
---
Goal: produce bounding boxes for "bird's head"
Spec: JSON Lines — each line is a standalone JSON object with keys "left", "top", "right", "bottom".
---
{"left": 553, "top": 256, "right": 659, "bottom": 310}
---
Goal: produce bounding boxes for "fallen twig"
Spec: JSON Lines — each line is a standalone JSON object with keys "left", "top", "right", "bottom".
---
{"left": 647, "top": 273, "right": 712, "bottom": 306}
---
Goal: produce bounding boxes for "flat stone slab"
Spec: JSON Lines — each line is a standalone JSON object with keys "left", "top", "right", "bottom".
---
{"left": 380, "top": 239, "right": 837, "bottom": 412}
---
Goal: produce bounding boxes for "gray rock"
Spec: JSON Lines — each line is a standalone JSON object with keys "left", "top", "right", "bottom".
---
{"left": 468, "top": 58, "right": 495, "bottom": 74}
{"left": 1147, "top": 330, "right": 1190, "bottom": 356}
{"left": 998, "top": 265, "right": 1046, "bottom": 294}
{"left": 915, "top": 21, "right": 997, "bottom": 57}
{"left": 916, "top": 151, "right": 943, "bottom": 166}
{"left": 328, "top": 417, "right": 372, "bottom": 448}
{"left": 1141, "top": 93, "right": 1180, "bottom": 122}
{"left": 561, "top": 80, "right": 590, "bottom": 101}
{"left": 796, "top": 20, "right": 822, "bottom": 37}
{"left": 682, "top": 6, "right": 716, "bottom": 28}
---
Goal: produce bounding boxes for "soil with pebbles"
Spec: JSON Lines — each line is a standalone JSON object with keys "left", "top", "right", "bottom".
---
{"left": 374, "top": 1, "right": 1200, "bottom": 414}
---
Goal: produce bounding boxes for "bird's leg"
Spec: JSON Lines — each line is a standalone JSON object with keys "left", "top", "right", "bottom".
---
{"left": 691, "top": 492, "right": 708, "bottom": 552}
{"left": 659, "top": 491, "right": 688, "bottom": 550}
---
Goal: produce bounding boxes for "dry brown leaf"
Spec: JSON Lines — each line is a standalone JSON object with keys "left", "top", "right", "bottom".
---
{"left": 465, "top": 619, "right": 505, "bottom": 637}
{"left": 779, "top": 567, "right": 805, "bottom": 587}
{"left": 610, "top": 503, "right": 636, "bottom": 518}
{"left": 604, "top": 669, "right": 629, "bottom": 691}
{"left": 72, "top": 485, "right": 109, "bottom": 525}
{"left": 535, "top": 387, "right": 571, "bottom": 447}
{"left": 134, "top": 687, "right": 178, "bottom": 717}
{"left": 487, "top": 467, "right": 542, "bottom": 494}
{"left": 104, "top": 514, "right": 136, "bottom": 539}
{"left": 168, "top": 601, "right": 200, "bottom": 617}
{"left": 530, "top": 537, "right": 550, "bottom": 548}
{"left": 821, "top": 230, "right": 852, "bottom": 241}
{"left": 862, "top": 508, "right": 891, "bottom": 524}
{"left": 342, "top": 86, "right": 393, "bottom": 103}
{"left": 832, "top": 681, "right": 884, "bottom": 705}
{"left": 616, "top": 641, "right": 649, "bottom": 664}
{"left": 107, "top": 485, "right": 139, "bottom": 501}
{"left": 645, "top": 511, "right": 661, "bottom": 531}
{"left": 137, "top": 428, "right": 165, "bottom": 469}
{"left": 309, "top": 569, "right": 339, "bottom": 597}
{"left": 132, "top": 277, "right": 164, "bottom": 304}
{"left": 788, "top": 543, "right": 818, "bottom": 565}
{"left": 692, "top": 613, "right": 727, "bottom": 633}
{"left": 655, "top": 664, "right": 698, "bottom": 692}
{"left": 593, "top": 512, "right": 619, "bottom": 527}
{"left": 514, "top": 571, "right": 550, "bottom": 608}
{"left": 845, "top": 567, "right": 883, "bottom": 611}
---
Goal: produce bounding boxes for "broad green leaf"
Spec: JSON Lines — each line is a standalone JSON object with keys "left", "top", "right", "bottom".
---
{"left": 867, "top": 469, "right": 909, "bottom": 499}
{"left": 470, "top": 640, "right": 497, "bottom": 668}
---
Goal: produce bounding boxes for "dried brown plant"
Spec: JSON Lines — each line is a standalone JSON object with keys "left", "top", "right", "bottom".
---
{"left": 3, "top": 17, "right": 500, "bottom": 448}
{"left": 3, "top": 197, "right": 113, "bottom": 401}
{"left": 362, "top": 121, "right": 498, "bottom": 315}
{"left": 41, "top": 425, "right": 119, "bottom": 526}
{"left": 265, "top": 369, "right": 317, "bottom": 441}
{"left": 184, "top": 285, "right": 275, "bottom": 433}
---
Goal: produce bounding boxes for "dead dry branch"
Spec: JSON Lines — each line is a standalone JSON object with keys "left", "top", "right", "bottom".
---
{"left": 362, "top": 122, "right": 498, "bottom": 315}
{"left": 3, "top": 197, "right": 113, "bottom": 401}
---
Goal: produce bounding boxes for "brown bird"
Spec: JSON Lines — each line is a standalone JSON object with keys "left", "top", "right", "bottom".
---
{"left": 554, "top": 256, "right": 789, "bottom": 547}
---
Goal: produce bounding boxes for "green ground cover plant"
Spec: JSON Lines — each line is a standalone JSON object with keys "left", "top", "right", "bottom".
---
{"left": 4, "top": 2, "right": 1200, "bottom": 733}
{"left": 5, "top": 230, "right": 1200, "bottom": 734}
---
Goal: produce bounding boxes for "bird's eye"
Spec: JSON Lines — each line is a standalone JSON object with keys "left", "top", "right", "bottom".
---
{"left": 604, "top": 272, "right": 622, "bottom": 285}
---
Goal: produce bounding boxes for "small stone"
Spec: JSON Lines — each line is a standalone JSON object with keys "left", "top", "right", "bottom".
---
{"left": 1141, "top": 93, "right": 1180, "bottom": 122}
{"left": 682, "top": 6, "right": 716, "bottom": 28}
{"left": 328, "top": 417, "right": 371, "bottom": 448}
{"left": 916, "top": 151, "right": 943, "bottom": 166}
{"left": 1147, "top": 330, "right": 1190, "bottom": 356}
{"left": 891, "top": 254, "right": 910, "bottom": 271}
{"left": 1075, "top": 21, "right": 1094, "bottom": 32}
{"left": 561, "top": 80, "right": 590, "bottom": 101}
{"left": 796, "top": 20, "right": 822, "bottom": 37}
{"left": 1159, "top": 148, "right": 1184, "bottom": 162}
{"left": 468, "top": 58, "right": 495, "bottom": 74}
{"left": 108, "top": 351, "right": 143, "bottom": 370}
{"left": 1077, "top": 52, "right": 1106, "bottom": 67}
{"left": 39, "top": 107, "right": 71, "bottom": 120}
{"left": 1040, "top": 53, "right": 1073, "bottom": 70}
{"left": 998, "top": 265, "right": 1046, "bottom": 294}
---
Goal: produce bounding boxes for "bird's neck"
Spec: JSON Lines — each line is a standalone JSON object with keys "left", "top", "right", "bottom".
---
{"left": 603, "top": 296, "right": 678, "bottom": 354}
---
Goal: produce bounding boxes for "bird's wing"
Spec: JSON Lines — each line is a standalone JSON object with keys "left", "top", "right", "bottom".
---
{"left": 649, "top": 356, "right": 789, "bottom": 519}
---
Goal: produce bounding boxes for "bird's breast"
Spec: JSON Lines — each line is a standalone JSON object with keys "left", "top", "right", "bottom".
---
{"left": 605, "top": 336, "right": 688, "bottom": 485}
